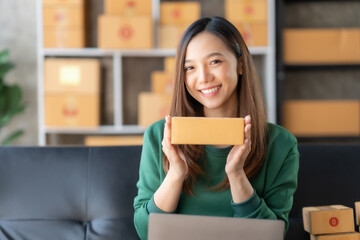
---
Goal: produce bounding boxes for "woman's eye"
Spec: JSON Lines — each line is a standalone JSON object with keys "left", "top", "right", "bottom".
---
{"left": 211, "top": 59, "right": 222, "bottom": 65}
{"left": 185, "top": 66, "right": 194, "bottom": 71}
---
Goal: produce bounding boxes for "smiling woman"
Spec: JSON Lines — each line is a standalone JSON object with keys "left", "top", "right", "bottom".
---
{"left": 133, "top": 16, "right": 299, "bottom": 240}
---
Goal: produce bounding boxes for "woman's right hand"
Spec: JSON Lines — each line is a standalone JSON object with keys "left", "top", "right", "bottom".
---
{"left": 161, "top": 116, "right": 188, "bottom": 180}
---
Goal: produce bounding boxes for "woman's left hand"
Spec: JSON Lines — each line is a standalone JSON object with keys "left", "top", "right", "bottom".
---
{"left": 225, "top": 115, "right": 252, "bottom": 177}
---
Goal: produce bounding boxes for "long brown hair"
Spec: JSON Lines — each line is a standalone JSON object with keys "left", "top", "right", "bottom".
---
{"left": 163, "top": 16, "right": 268, "bottom": 194}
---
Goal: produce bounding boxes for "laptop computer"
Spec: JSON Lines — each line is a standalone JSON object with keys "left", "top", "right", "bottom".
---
{"left": 148, "top": 213, "right": 285, "bottom": 240}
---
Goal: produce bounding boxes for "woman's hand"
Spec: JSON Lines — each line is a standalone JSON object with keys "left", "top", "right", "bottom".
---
{"left": 225, "top": 115, "right": 254, "bottom": 203}
{"left": 162, "top": 115, "right": 188, "bottom": 180}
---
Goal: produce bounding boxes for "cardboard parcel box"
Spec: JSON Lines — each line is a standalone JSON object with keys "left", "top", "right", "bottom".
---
{"left": 311, "top": 233, "right": 360, "bottom": 240}
{"left": 356, "top": 202, "right": 360, "bottom": 226}
{"left": 283, "top": 28, "right": 360, "bottom": 64}
{"left": 158, "top": 24, "right": 187, "bottom": 49}
{"left": 43, "top": 27, "right": 85, "bottom": 48}
{"left": 138, "top": 92, "right": 172, "bottom": 127}
{"left": 303, "top": 205, "right": 355, "bottom": 235}
{"left": 98, "top": 15, "right": 153, "bottom": 49}
{"left": 44, "top": 58, "right": 100, "bottom": 127}
{"left": 171, "top": 117, "right": 244, "bottom": 145}
{"left": 234, "top": 22, "right": 267, "bottom": 47}
{"left": 151, "top": 71, "right": 175, "bottom": 95}
{"left": 104, "top": 0, "right": 152, "bottom": 16}
{"left": 43, "top": 5, "right": 84, "bottom": 27}
{"left": 225, "top": 0, "right": 267, "bottom": 22}
{"left": 160, "top": 2, "right": 201, "bottom": 25}
{"left": 43, "top": 0, "right": 83, "bottom": 5}
{"left": 283, "top": 100, "right": 360, "bottom": 137}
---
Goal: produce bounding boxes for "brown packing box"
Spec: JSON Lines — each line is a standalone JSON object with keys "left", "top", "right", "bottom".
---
{"left": 355, "top": 202, "right": 360, "bottom": 226}
{"left": 164, "top": 57, "right": 176, "bottom": 73}
{"left": 138, "top": 92, "right": 172, "bottom": 127}
{"left": 234, "top": 22, "right": 267, "bottom": 46}
{"left": 310, "top": 233, "right": 360, "bottom": 240}
{"left": 98, "top": 15, "right": 153, "bottom": 49}
{"left": 303, "top": 205, "right": 355, "bottom": 235}
{"left": 43, "top": 5, "right": 84, "bottom": 27}
{"left": 104, "top": 0, "right": 152, "bottom": 16}
{"left": 85, "top": 135, "right": 143, "bottom": 146}
{"left": 43, "top": 0, "right": 83, "bottom": 5}
{"left": 158, "top": 24, "right": 187, "bottom": 49}
{"left": 44, "top": 58, "right": 100, "bottom": 94}
{"left": 171, "top": 117, "right": 244, "bottom": 145}
{"left": 151, "top": 71, "right": 175, "bottom": 95}
{"left": 283, "top": 28, "right": 360, "bottom": 64}
{"left": 283, "top": 100, "right": 360, "bottom": 136}
{"left": 160, "top": 2, "right": 201, "bottom": 25}
{"left": 45, "top": 94, "right": 99, "bottom": 127}
{"left": 225, "top": 0, "right": 267, "bottom": 22}
{"left": 43, "top": 27, "right": 85, "bottom": 48}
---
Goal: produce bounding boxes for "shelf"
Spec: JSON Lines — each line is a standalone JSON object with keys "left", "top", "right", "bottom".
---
{"left": 42, "top": 47, "right": 271, "bottom": 57}
{"left": 285, "top": 64, "right": 360, "bottom": 70}
{"left": 297, "top": 136, "right": 360, "bottom": 143}
{"left": 45, "top": 125, "right": 146, "bottom": 135}
{"left": 285, "top": 0, "right": 360, "bottom": 2}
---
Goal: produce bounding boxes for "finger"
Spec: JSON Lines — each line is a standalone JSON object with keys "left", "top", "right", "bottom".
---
{"left": 163, "top": 115, "right": 171, "bottom": 142}
{"left": 244, "top": 123, "right": 251, "bottom": 141}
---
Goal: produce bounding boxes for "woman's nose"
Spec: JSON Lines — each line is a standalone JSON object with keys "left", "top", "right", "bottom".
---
{"left": 198, "top": 67, "right": 213, "bottom": 83}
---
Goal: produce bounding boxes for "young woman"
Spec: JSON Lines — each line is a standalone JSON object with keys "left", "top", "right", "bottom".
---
{"left": 133, "top": 16, "right": 299, "bottom": 240}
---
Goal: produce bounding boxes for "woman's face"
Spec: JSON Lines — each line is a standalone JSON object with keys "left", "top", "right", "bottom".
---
{"left": 184, "top": 31, "right": 241, "bottom": 117}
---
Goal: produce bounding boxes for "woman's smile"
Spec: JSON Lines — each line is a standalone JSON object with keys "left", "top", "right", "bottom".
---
{"left": 199, "top": 85, "right": 222, "bottom": 96}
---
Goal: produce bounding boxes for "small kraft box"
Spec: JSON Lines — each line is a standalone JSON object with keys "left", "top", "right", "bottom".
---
{"left": 43, "top": 4, "right": 84, "bottom": 28}
{"left": 98, "top": 15, "right": 153, "bottom": 49}
{"left": 225, "top": 0, "right": 267, "bottom": 23}
{"left": 171, "top": 117, "right": 244, "bottom": 145}
{"left": 311, "top": 232, "right": 360, "bottom": 240}
{"left": 160, "top": 2, "right": 201, "bottom": 25}
{"left": 43, "top": 27, "right": 85, "bottom": 48}
{"left": 303, "top": 205, "right": 355, "bottom": 235}
{"left": 104, "top": 0, "right": 152, "bottom": 16}
{"left": 151, "top": 71, "right": 175, "bottom": 95}
{"left": 283, "top": 28, "right": 360, "bottom": 64}
{"left": 158, "top": 24, "right": 188, "bottom": 49}
{"left": 234, "top": 22, "right": 267, "bottom": 47}
{"left": 44, "top": 58, "right": 100, "bottom": 127}
{"left": 283, "top": 100, "right": 360, "bottom": 137}
{"left": 138, "top": 92, "right": 172, "bottom": 127}
{"left": 164, "top": 57, "right": 176, "bottom": 73}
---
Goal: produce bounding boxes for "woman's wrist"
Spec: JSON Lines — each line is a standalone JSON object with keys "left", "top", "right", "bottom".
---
{"left": 228, "top": 169, "right": 254, "bottom": 204}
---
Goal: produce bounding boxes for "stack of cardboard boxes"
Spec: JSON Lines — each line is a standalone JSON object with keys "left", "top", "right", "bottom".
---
{"left": 98, "top": 0, "right": 153, "bottom": 49}
{"left": 303, "top": 205, "right": 360, "bottom": 240}
{"left": 282, "top": 28, "right": 360, "bottom": 137}
{"left": 158, "top": 2, "right": 201, "bottom": 49}
{"left": 225, "top": 0, "right": 268, "bottom": 46}
{"left": 138, "top": 57, "right": 175, "bottom": 127}
{"left": 43, "top": 0, "right": 85, "bottom": 48}
{"left": 44, "top": 58, "right": 100, "bottom": 127}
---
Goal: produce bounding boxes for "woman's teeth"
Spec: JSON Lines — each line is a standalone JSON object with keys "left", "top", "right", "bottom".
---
{"left": 200, "top": 86, "right": 220, "bottom": 94}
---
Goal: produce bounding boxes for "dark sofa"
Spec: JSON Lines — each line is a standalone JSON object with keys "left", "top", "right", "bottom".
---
{"left": 0, "top": 143, "right": 359, "bottom": 240}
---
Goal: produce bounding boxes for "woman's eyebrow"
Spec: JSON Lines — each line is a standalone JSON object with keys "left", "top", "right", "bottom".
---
{"left": 185, "top": 52, "right": 224, "bottom": 63}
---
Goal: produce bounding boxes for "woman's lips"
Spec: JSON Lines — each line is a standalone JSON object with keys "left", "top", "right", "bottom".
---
{"left": 199, "top": 85, "right": 221, "bottom": 96}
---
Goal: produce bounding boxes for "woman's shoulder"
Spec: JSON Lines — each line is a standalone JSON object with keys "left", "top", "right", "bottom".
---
{"left": 266, "top": 122, "right": 297, "bottom": 146}
{"left": 143, "top": 118, "right": 165, "bottom": 139}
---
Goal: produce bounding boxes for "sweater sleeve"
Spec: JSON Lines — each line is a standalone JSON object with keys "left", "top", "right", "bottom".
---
{"left": 231, "top": 140, "right": 299, "bottom": 233}
{"left": 133, "top": 121, "right": 166, "bottom": 240}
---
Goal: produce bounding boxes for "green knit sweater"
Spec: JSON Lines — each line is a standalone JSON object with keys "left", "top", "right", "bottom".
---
{"left": 133, "top": 119, "right": 299, "bottom": 240}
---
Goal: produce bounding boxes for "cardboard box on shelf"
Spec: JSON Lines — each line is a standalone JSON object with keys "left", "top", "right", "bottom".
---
{"left": 43, "top": 0, "right": 83, "bottom": 5}
{"left": 85, "top": 135, "right": 143, "bottom": 146}
{"left": 160, "top": 2, "right": 201, "bottom": 25}
{"left": 283, "top": 100, "right": 360, "bottom": 136}
{"left": 310, "top": 232, "right": 360, "bottom": 240}
{"left": 138, "top": 92, "right": 172, "bottom": 127}
{"left": 44, "top": 58, "right": 100, "bottom": 94}
{"left": 171, "top": 117, "right": 244, "bottom": 145}
{"left": 234, "top": 22, "right": 267, "bottom": 46}
{"left": 104, "top": 0, "right": 152, "bottom": 16}
{"left": 158, "top": 24, "right": 187, "bottom": 49}
{"left": 355, "top": 202, "right": 360, "bottom": 226}
{"left": 45, "top": 94, "right": 99, "bottom": 127}
{"left": 283, "top": 29, "right": 360, "bottom": 64}
{"left": 151, "top": 71, "right": 175, "bottom": 95}
{"left": 225, "top": 0, "right": 267, "bottom": 23}
{"left": 98, "top": 15, "right": 153, "bottom": 49}
{"left": 43, "top": 27, "right": 85, "bottom": 48}
{"left": 164, "top": 57, "right": 176, "bottom": 73}
{"left": 303, "top": 205, "right": 355, "bottom": 235}
{"left": 43, "top": 5, "right": 84, "bottom": 27}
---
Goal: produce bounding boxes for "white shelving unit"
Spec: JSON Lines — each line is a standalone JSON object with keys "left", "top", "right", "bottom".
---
{"left": 36, "top": 0, "right": 276, "bottom": 146}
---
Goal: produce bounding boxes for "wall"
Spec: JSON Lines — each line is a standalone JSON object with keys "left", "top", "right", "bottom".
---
{"left": 0, "top": 0, "right": 38, "bottom": 145}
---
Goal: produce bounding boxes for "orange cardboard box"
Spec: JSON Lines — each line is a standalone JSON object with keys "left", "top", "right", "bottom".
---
{"left": 164, "top": 57, "right": 176, "bottom": 73}
{"left": 43, "top": 27, "right": 85, "bottom": 48}
{"left": 160, "top": 2, "right": 201, "bottom": 25}
{"left": 225, "top": 0, "right": 267, "bottom": 22}
{"left": 283, "top": 100, "right": 360, "bottom": 136}
{"left": 283, "top": 29, "right": 360, "bottom": 64}
{"left": 43, "top": 0, "right": 83, "bottom": 5}
{"left": 171, "top": 117, "right": 244, "bottom": 145}
{"left": 44, "top": 58, "right": 100, "bottom": 94}
{"left": 355, "top": 202, "right": 360, "bottom": 226}
{"left": 151, "top": 71, "right": 175, "bottom": 95}
{"left": 98, "top": 15, "right": 153, "bottom": 49}
{"left": 104, "top": 0, "right": 152, "bottom": 16}
{"left": 45, "top": 94, "right": 99, "bottom": 127}
{"left": 43, "top": 5, "right": 84, "bottom": 27}
{"left": 303, "top": 205, "right": 355, "bottom": 235}
{"left": 234, "top": 22, "right": 267, "bottom": 46}
{"left": 85, "top": 135, "right": 143, "bottom": 146}
{"left": 138, "top": 92, "right": 172, "bottom": 127}
{"left": 158, "top": 24, "right": 187, "bottom": 49}
{"left": 311, "top": 233, "right": 360, "bottom": 240}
